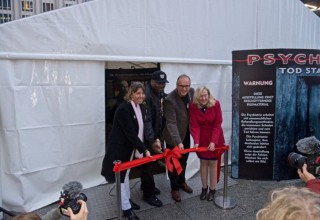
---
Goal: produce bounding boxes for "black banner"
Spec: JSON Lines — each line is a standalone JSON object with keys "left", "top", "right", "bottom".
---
{"left": 232, "top": 49, "right": 320, "bottom": 180}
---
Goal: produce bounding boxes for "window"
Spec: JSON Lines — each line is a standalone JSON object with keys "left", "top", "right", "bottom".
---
{"left": 22, "top": 14, "right": 30, "bottom": 18}
{"left": 0, "top": 0, "right": 11, "bottom": 10}
{"left": 0, "top": 13, "right": 12, "bottom": 23}
{"left": 22, "top": 1, "right": 33, "bottom": 12}
{"left": 65, "top": 0, "right": 76, "bottom": 7}
{"left": 42, "top": 3, "right": 54, "bottom": 12}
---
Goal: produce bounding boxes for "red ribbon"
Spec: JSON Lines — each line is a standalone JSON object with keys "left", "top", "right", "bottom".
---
{"left": 113, "top": 145, "right": 229, "bottom": 176}
{"left": 164, "top": 147, "right": 182, "bottom": 174}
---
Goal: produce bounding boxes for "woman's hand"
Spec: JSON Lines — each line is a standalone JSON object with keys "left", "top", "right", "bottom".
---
{"left": 145, "top": 150, "right": 152, "bottom": 158}
{"left": 208, "top": 142, "right": 215, "bottom": 151}
{"left": 194, "top": 144, "right": 199, "bottom": 149}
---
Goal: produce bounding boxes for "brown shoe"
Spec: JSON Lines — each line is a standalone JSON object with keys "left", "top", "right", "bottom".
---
{"left": 171, "top": 190, "right": 181, "bottom": 202}
{"left": 179, "top": 182, "right": 193, "bottom": 193}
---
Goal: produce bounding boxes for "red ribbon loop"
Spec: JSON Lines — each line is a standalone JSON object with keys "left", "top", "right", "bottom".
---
{"left": 112, "top": 145, "right": 229, "bottom": 177}
{"left": 164, "top": 147, "right": 183, "bottom": 174}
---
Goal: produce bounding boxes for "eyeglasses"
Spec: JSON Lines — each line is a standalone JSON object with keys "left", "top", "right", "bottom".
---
{"left": 177, "top": 84, "right": 190, "bottom": 88}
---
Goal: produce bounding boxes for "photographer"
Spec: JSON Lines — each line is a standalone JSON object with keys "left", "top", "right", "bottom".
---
{"left": 11, "top": 200, "right": 88, "bottom": 220}
{"left": 298, "top": 163, "right": 320, "bottom": 194}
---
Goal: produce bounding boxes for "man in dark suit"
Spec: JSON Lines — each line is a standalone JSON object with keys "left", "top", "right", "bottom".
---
{"left": 162, "top": 74, "right": 195, "bottom": 202}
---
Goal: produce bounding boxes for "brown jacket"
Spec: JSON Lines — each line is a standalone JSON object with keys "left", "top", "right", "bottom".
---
{"left": 162, "top": 88, "right": 194, "bottom": 147}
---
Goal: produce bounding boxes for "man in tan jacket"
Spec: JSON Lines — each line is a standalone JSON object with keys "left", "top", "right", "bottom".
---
{"left": 163, "top": 74, "right": 195, "bottom": 202}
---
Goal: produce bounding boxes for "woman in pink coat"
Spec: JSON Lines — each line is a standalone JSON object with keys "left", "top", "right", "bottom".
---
{"left": 190, "top": 86, "right": 225, "bottom": 201}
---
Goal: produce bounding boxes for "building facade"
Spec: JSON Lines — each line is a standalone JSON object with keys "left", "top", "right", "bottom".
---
{"left": 0, "top": 0, "right": 92, "bottom": 24}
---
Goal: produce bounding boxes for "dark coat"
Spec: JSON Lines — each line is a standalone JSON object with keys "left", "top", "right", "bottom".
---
{"left": 162, "top": 88, "right": 195, "bottom": 147}
{"left": 144, "top": 83, "right": 166, "bottom": 146}
{"left": 101, "top": 102, "right": 147, "bottom": 183}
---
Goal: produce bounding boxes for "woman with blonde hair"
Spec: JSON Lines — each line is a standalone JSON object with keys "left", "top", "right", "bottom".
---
{"left": 256, "top": 186, "right": 320, "bottom": 220}
{"left": 190, "top": 86, "right": 225, "bottom": 201}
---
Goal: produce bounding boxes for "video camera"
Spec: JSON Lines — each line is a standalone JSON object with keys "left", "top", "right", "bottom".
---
{"left": 59, "top": 181, "right": 87, "bottom": 216}
{"left": 287, "top": 136, "right": 320, "bottom": 177}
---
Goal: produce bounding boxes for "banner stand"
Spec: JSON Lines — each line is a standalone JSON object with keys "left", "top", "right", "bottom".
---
{"left": 114, "top": 160, "right": 122, "bottom": 220}
{"left": 214, "top": 150, "right": 236, "bottom": 210}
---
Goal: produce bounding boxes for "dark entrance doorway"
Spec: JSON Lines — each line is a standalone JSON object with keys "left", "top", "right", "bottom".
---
{"left": 104, "top": 62, "right": 166, "bottom": 179}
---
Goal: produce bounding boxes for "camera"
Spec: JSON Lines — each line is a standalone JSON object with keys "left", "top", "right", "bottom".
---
{"left": 287, "top": 136, "right": 320, "bottom": 177}
{"left": 287, "top": 152, "right": 320, "bottom": 177}
{"left": 287, "top": 152, "right": 307, "bottom": 170}
{"left": 59, "top": 190, "right": 87, "bottom": 216}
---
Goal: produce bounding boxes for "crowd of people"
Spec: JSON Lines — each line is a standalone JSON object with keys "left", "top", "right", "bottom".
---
{"left": 9, "top": 70, "right": 320, "bottom": 220}
{"left": 101, "top": 71, "right": 226, "bottom": 220}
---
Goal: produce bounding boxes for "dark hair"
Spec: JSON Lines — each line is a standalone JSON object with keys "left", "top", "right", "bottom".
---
{"left": 124, "top": 81, "right": 145, "bottom": 101}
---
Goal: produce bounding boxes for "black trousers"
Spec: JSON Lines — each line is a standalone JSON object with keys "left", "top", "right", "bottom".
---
{"left": 139, "top": 161, "right": 156, "bottom": 198}
{"left": 166, "top": 139, "right": 190, "bottom": 191}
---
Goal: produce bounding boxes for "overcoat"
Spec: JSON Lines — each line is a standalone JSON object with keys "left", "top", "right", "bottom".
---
{"left": 162, "top": 88, "right": 195, "bottom": 148}
{"left": 101, "top": 102, "right": 147, "bottom": 183}
{"left": 189, "top": 101, "right": 225, "bottom": 159}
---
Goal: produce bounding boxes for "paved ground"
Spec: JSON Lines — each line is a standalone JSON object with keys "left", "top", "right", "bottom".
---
{"left": 2, "top": 167, "right": 305, "bottom": 220}
{"left": 109, "top": 173, "right": 303, "bottom": 220}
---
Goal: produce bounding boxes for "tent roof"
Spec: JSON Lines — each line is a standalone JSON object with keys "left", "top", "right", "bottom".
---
{"left": 0, "top": 0, "right": 319, "bottom": 63}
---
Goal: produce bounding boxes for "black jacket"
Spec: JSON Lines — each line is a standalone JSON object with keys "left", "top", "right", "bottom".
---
{"left": 101, "top": 102, "right": 148, "bottom": 183}
{"left": 144, "top": 83, "right": 166, "bottom": 146}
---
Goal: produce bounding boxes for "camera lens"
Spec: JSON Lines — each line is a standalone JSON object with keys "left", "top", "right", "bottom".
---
{"left": 288, "top": 152, "right": 307, "bottom": 169}
{"left": 78, "top": 193, "right": 87, "bottom": 202}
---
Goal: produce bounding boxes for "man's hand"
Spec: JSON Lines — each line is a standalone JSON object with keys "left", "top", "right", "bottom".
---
{"left": 298, "top": 163, "right": 316, "bottom": 183}
{"left": 178, "top": 143, "right": 184, "bottom": 150}
{"left": 151, "top": 139, "right": 162, "bottom": 153}
{"left": 194, "top": 144, "right": 199, "bottom": 149}
{"left": 67, "top": 200, "right": 88, "bottom": 220}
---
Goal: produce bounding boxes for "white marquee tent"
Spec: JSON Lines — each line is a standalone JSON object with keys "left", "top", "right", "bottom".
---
{"left": 0, "top": 0, "right": 319, "bottom": 212}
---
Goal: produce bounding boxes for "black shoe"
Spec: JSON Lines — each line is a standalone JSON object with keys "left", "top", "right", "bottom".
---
{"left": 200, "top": 187, "right": 208, "bottom": 200}
{"left": 141, "top": 185, "right": 161, "bottom": 195}
{"left": 143, "top": 195, "right": 163, "bottom": 207}
{"left": 129, "top": 199, "right": 140, "bottom": 210}
{"left": 123, "top": 208, "right": 140, "bottom": 220}
{"left": 207, "top": 189, "right": 216, "bottom": 201}
{"left": 154, "top": 187, "right": 160, "bottom": 195}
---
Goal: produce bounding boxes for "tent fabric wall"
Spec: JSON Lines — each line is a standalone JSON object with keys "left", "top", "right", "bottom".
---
{"left": 161, "top": 63, "right": 232, "bottom": 179}
{"left": 0, "top": 0, "right": 319, "bottom": 212}
{"left": 0, "top": 0, "right": 319, "bottom": 61}
{"left": 0, "top": 60, "right": 105, "bottom": 211}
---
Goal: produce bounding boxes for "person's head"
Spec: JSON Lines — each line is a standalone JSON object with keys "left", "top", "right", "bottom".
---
{"left": 119, "top": 80, "right": 129, "bottom": 93}
{"left": 193, "top": 86, "right": 216, "bottom": 108}
{"left": 256, "top": 187, "right": 320, "bottom": 220}
{"left": 176, "top": 74, "right": 191, "bottom": 97}
{"left": 11, "top": 212, "right": 41, "bottom": 220}
{"left": 124, "top": 81, "right": 145, "bottom": 105}
{"left": 150, "top": 70, "right": 169, "bottom": 94}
